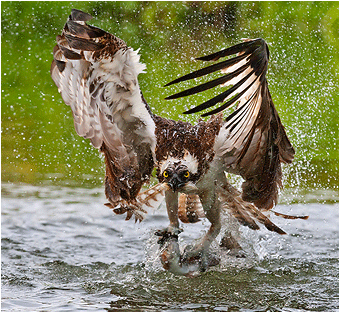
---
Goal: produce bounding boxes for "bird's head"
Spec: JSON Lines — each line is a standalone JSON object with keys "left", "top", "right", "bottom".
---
{"left": 158, "top": 152, "right": 199, "bottom": 193}
{"left": 161, "top": 163, "right": 191, "bottom": 192}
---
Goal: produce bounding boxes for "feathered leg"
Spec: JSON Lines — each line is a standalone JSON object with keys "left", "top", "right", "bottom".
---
{"left": 181, "top": 185, "right": 222, "bottom": 271}
{"left": 155, "top": 189, "right": 182, "bottom": 250}
{"left": 155, "top": 188, "right": 220, "bottom": 275}
{"left": 155, "top": 189, "right": 193, "bottom": 276}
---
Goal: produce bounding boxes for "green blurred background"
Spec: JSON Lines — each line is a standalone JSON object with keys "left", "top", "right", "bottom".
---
{"left": 2, "top": 1, "right": 339, "bottom": 198}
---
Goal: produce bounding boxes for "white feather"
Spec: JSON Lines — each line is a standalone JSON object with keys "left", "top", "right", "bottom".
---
{"left": 53, "top": 44, "right": 156, "bottom": 158}
{"left": 159, "top": 151, "right": 199, "bottom": 174}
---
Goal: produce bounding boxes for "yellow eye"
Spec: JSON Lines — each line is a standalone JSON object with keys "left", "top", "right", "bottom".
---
{"left": 184, "top": 171, "right": 190, "bottom": 178}
{"left": 163, "top": 171, "right": 168, "bottom": 178}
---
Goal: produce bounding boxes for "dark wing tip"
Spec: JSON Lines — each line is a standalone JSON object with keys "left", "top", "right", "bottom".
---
{"left": 164, "top": 65, "right": 214, "bottom": 87}
{"left": 272, "top": 211, "right": 309, "bottom": 220}
{"left": 196, "top": 38, "right": 265, "bottom": 62}
{"left": 164, "top": 94, "right": 176, "bottom": 100}
{"left": 58, "top": 44, "right": 82, "bottom": 60}
{"left": 164, "top": 38, "right": 269, "bottom": 116}
{"left": 70, "top": 9, "right": 93, "bottom": 22}
{"left": 164, "top": 39, "right": 266, "bottom": 88}
{"left": 164, "top": 79, "right": 180, "bottom": 88}
{"left": 266, "top": 223, "right": 286, "bottom": 235}
{"left": 66, "top": 19, "right": 106, "bottom": 38}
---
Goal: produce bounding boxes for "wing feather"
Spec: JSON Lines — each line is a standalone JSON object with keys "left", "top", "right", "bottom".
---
{"left": 51, "top": 10, "right": 156, "bottom": 221}
{"left": 164, "top": 53, "right": 249, "bottom": 87}
{"left": 166, "top": 61, "right": 251, "bottom": 100}
{"left": 218, "top": 179, "right": 286, "bottom": 234}
{"left": 166, "top": 38, "right": 295, "bottom": 211}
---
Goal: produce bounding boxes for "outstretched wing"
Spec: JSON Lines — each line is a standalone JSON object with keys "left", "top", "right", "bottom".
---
{"left": 166, "top": 38, "right": 295, "bottom": 211}
{"left": 51, "top": 9, "right": 156, "bottom": 221}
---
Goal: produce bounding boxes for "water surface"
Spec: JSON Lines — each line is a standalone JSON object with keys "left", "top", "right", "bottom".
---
{"left": 1, "top": 183, "right": 338, "bottom": 311}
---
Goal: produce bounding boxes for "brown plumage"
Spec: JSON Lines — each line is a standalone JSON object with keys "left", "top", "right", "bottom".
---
{"left": 154, "top": 114, "right": 223, "bottom": 182}
{"left": 178, "top": 193, "right": 205, "bottom": 223}
{"left": 51, "top": 10, "right": 306, "bottom": 275}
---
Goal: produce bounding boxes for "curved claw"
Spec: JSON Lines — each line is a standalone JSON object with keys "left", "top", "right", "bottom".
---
{"left": 155, "top": 226, "right": 182, "bottom": 245}
{"left": 155, "top": 229, "right": 180, "bottom": 246}
{"left": 182, "top": 245, "right": 220, "bottom": 272}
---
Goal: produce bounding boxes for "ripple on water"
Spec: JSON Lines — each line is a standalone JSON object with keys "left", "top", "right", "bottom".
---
{"left": 1, "top": 183, "right": 339, "bottom": 311}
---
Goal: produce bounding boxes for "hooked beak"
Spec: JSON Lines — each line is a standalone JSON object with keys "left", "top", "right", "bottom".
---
{"left": 167, "top": 175, "right": 184, "bottom": 192}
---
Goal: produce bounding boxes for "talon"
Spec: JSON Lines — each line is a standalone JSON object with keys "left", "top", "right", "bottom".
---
{"left": 156, "top": 232, "right": 178, "bottom": 246}
{"left": 236, "top": 251, "right": 246, "bottom": 258}
{"left": 227, "top": 249, "right": 246, "bottom": 258}
{"left": 182, "top": 245, "right": 200, "bottom": 262}
{"left": 182, "top": 247, "right": 204, "bottom": 269}
{"left": 154, "top": 226, "right": 182, "bottom": 238}
{"left": 220, "top": 232, "right": 245, "bottom": 258}
{"left": 181, "top": 246, "right": 220, "bottom": 272}
{"left": 155, "top": 227, "right": 182, "bottom": 246}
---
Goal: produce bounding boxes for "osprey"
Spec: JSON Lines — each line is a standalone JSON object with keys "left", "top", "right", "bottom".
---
{"left": 51, "top": 10, "right": 305, "bottom": 276}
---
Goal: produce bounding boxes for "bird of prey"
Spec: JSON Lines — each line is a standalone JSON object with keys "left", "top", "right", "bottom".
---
{"left": 51, "top": 9, "right": 306, "bottom": 275}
